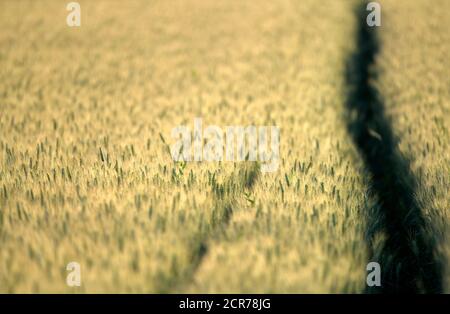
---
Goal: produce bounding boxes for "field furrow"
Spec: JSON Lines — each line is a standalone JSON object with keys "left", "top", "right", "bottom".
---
{"left": 375, "top": 0, "right": 450, "bottom": 292}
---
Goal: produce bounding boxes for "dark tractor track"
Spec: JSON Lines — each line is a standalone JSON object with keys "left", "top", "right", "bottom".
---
{"left": 345, "top": 3, "right": 442, "bottom": 293}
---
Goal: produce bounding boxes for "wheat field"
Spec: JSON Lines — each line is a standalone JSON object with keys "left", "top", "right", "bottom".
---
{"left": 0, "top": 0, "right": 448, "bottom": 293}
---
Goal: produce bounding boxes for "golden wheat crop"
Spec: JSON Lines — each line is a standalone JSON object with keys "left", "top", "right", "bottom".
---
{"left": 1, "top": 0, "right": 448, "bottom": 294}
{"left": 0, "top": 0, "right": 375, "bottom": 293}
